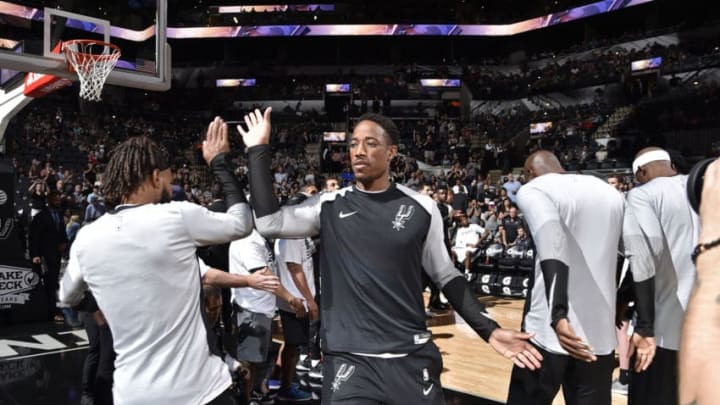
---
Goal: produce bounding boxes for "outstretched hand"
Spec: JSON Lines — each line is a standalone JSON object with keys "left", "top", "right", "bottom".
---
{"left": 489, "top": 328, "right": 543, "bottom": 370}
{"left": 554, "top": 318, "right": 597, "bottom": 362}
{"left": 246, "top": 269, "right": 280, "bottom": 293}
{"left": 631, "top": 333, "right": 656, "bottom": 372}
{"left": 202, "top": 116, "right": 231, "bottom": 165}
{"left": 237, "top": 107, "right": 272, "bottom": 148}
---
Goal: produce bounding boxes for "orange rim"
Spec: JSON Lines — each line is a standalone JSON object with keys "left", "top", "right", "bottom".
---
{"left": 63, "top": 39, "right": 121, "bottom": 73}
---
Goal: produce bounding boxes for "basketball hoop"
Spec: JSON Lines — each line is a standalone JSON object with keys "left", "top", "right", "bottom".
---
{"left": 64, "top": 39, "right": 121, "bottom": 102}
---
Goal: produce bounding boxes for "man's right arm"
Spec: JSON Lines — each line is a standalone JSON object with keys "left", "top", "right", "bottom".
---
{"left": 182, "top": 117, "right": 255, "bottom": 245}
{"left": 241, "top": 109, "right": 321, "bottom": 239}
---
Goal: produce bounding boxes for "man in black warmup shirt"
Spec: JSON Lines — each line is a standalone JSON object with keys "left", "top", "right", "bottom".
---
{"left": 238, "top": 108, "right": 543, "bottom": 404}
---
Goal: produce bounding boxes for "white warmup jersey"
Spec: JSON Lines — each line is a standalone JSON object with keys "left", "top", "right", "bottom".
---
{"left": 59, "top": 201, "right": 252, "bottom": 405}
{"left": 623, "top": 175, "right": 699, "bottom": 350}
{"left": 275, "top": 238, "right": 315, "bottom": 313}
{"left": 517, "top": 173, "right": 624, "bottom": 356}
{"left": 229, "top": 229, "right": 278, "bottom": 318}
{"left": 453, "top": 224, "right": 486, "bottom": 249}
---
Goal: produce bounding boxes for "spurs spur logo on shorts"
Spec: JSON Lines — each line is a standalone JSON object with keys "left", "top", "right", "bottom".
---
{"left": 392, "top": 205, "right": 415, "bottom": 231}
{"left": 0, "top": 189, "right": 7, "bottom": 206}
{"left": 331, "top": 363, "right": 355, "bottom": 392}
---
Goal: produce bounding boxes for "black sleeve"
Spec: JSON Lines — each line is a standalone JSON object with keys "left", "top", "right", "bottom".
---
{"left": 59, "top": 220, "right": 68, "bottom": 245}
{"left": 442, "top": 277, "right": 500, "bottom": 342}
{"left": 247, "top": 145, "right": 279, "bottom": 217}
{"left": 540, "top": 259, "right": 570, "bottom": 329}
{"left": 210, "top": 153, "right": 247, "bottom": 208}
{"left": 632, "top": 277, "right": 655, "bottom": 337}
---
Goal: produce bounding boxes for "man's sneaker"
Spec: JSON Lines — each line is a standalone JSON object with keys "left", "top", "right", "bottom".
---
{"left": 296, "top": 356, "right": 312, "bottom": 374}
{"left": 251, "top": 391, "right": 275, "bottom": 405}
{"left": 267, "top": 379, "right": 281, "bottom": 390}
{"left": 308, "top": 362, "right": 323, "bottom": 380}
{"left": 276, "top": 385, "right": 312, "bottom": 402}
{"left": 611, "top": 379, "right": 628, "bottom": 395}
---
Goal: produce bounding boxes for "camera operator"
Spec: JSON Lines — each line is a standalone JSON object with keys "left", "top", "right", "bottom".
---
{"left": 679, "top": 158, "right": 720, "bottom": 405}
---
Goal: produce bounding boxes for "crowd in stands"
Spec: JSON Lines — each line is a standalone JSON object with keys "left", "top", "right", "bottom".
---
{"left": 464, "top": 41, "right": 715, "bottom": 99}
{"left": 176, "top": 38, "right": 719, "bottom": 105}
{"left": 0, "top": 89, "right": 669, "bottom": 239}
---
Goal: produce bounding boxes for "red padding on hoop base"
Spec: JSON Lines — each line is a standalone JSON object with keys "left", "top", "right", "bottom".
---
{"left": 23, "top": 72, "right": 73, "bottom": 98}
{"left": 22, "top": 41, "right": 73, "bottom": 98}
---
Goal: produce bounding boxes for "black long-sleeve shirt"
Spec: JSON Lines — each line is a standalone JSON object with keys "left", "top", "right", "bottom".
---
{"left": 248, "top": 145, "right": 498, "bottom": 354}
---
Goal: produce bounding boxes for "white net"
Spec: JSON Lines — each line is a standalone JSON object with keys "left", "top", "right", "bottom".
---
{"left": 64, "top": 40, "right": 121, "bottom": 102}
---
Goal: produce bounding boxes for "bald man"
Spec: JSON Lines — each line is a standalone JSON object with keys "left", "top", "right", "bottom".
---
{"left": 623, "top": 147, "right": 699, "bottom": 405}
{"left": 507, "top": 151, "right": 624, "bottom": 405}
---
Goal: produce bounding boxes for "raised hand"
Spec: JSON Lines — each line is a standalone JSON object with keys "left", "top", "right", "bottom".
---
{"left": 237, "top": 107, "right": 272, "bottom": 148}
{"left": 489, "top": 328, "right": 543, "bottom": 370}
{"left": 202, "top": 116, "right": 231, "bottom": 165}
{"left": 631, "top": 333, "right": 656, "bottom": 372}
{"left": 554, "top": 318, "right": 597, "bottom": 362}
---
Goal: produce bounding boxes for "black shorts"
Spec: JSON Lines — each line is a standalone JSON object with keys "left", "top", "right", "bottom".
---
{"left": 629, "top": 347, "right": 677, "bottom": 405}
{"left": 235, "top": 308, "right": 273, "bottom": 364}
{"left": 279, "top": 309, "right": 310, "bottom": 346}
{"left": 507, "top": 344, "right": 615, "bottom": 405}
{"left": 321, "top": 342, "right": 445, "bottom": 405}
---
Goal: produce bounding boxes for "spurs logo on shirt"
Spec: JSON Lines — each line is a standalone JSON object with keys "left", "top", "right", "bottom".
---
{"left": 392, "top": 205, "right": 415, "bottom": 231}
{"left": 331, "top": 363, "right": 356, "bottom": 392}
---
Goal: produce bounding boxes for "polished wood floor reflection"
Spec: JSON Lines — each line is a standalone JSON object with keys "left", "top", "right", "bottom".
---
{"left": 431, "top": 296, "right": 628, "bottom": 405}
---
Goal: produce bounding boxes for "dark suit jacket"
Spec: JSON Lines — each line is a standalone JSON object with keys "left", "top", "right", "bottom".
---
{"left": 29, "top": 208, "right": 68, "bottom": 259}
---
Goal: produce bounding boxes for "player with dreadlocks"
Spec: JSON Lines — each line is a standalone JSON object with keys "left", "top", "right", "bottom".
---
{"left": 100, "top": 136, "right": 174, "bottom": 208}
{"left": 59, "top": 118, "right": 254, "bottom": 405}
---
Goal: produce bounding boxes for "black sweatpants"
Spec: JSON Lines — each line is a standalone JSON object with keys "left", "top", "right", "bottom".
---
{"left": 38, "top": 254, "right": 61, "bottom": 318}
{"left": 507, "top": 344, "right": 615, "bottom": 405}
{"left": 628, "top": 347, "right": 678, "bottom": 405}
{"left": 321, "top": 342, "right": 445, "bottom": 405}
{"left": 81, "top": 311, "right": 116, "bottom": 405}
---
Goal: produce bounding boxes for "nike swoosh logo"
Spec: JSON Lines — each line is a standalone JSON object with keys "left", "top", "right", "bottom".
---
{"left": 423, "top": 383, "right": 434, "bottom": 396}
{"left": 339, "top": 211, "right": 358, "bottom": 219}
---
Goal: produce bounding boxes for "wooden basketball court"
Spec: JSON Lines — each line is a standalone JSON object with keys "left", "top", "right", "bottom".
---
{"left": 430, "top": 295, "right": 628, "bottom": 405}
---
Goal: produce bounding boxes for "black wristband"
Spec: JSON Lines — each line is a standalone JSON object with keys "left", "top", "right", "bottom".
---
{"left": 442, "top": 276, "right": 500, "bottom": 342}
{"left": 633, "top": 277, "right": 655, "bottom": 337}
{"left": 539, "top": 259, "right": 569, "bottom": 329}
{"left": 692, "top": 237, "right": 720, "bottom": 264}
